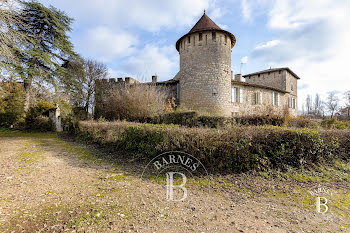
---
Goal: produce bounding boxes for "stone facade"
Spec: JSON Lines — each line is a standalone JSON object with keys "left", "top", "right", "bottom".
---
{"left": 94, "top": 12, "right": 299, "bottom": 118}
{"left": 175, "top": 30, "right": 233, "bottom": 116}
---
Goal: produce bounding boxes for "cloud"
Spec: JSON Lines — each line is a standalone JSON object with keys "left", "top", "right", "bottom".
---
{"left": 241, "top": 0, "right": 252, "bottom": 21}
{"left": 42, "top": 0, "right": 211, "bottom": 32}
{"left": 121, "top": 45, "right": 177, "bottom": 81}
{"left": 255, "top": 40, "right": 280, "bottom": 50}
{"left": 78, "top": 27, "right": 138, "bottom": 62}
{"left": 241, "top": 56, "right": 248, "bottom": 64}
{"left": 245, "top": 0, "right": 350, "bottom": 108}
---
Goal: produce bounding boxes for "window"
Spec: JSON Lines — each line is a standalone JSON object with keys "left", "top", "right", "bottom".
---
{"left": 232, "top": 87, "right": 243, "bottom": 103}
{"left": 212, "top": 32, "right": 216, "bottom": 41}
{"left": 199, "top": 33, "right": 203, "bottom": 41}
{"left": 240, "top": 88, "right": 244, "bottom": 103}
{"left": 232, "top": 87, "right": 238, "bottom": 103}
{"left": 224, "top": 35, "right": 227, "bottom": 44}
{"left": 188, "top": 36, "right": 191, "bottom": 43}
{"left": 180, "top": 41, "right": 182, "bottom": 49}
{"left": 272, "top": 92, "right": 280, "bottom": 106}
{"left": 279, "top": 70, "right": 281, "bottom": 74}
{"left": 292, "top": 98, "right": 296, "bottom": 109}
{"left": 288, "top": 97, "right": 291, "bottom": 108}
{"left": 253, "top": 92, "right": 263, "bottom": 105}
{"left": 291, "top": 84, "right": 294, "bottom": 91}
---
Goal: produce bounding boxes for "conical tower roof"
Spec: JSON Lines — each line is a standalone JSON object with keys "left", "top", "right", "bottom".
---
{"left": 176, "top": 11, "right": 236, "bottom": 51}
{"left": 188, "top": 11, "right": 222, "bottom": 33}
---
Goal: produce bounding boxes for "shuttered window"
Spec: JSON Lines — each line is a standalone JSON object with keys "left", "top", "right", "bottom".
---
{"left": 240, "top": 88, "right": 244, "bottom": 103}
{"left": 232, "top": 87, "right": 238, "bottom": 103}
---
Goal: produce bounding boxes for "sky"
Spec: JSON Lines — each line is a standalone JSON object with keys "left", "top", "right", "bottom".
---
{"left": 40, "top": 0, "right": 350, "bottom": 108}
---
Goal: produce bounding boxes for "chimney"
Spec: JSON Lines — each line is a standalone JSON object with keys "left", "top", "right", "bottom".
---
{"left": 234, "top": 74, "right": 242, "bottom": 82}
{"left": 152, "top": 75, "right": 158, "bottom": 83}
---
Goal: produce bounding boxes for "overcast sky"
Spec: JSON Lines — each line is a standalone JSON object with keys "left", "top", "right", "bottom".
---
{"left": 41, "top": 0, "right": 350, "bottom": 108}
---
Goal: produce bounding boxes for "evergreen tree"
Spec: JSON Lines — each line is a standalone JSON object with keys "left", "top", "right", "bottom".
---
{"left": 11, "top": 1, "right": 77, "bottom": 110}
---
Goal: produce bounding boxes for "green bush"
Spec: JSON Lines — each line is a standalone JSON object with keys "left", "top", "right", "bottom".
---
{"left": 234, "top": 115, "right": 285, "bottom": 126}
{"left": 144, "top": 111, "right": 284, "bottom": 128}
{"left": 287, "top": 116, "right": 320, "bottom": 129}
{"left": 321, "top": 118, "right": 350, "bottom": 129}
{"left": 25, "top": 101, "right": 56, "bottom": 131}
{"left": 77, "top": 121, "right": 343, "bottom": 173}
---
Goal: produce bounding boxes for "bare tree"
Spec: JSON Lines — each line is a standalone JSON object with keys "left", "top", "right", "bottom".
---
{"left": 326, "top": 92, "right": 339, "bottom": 118}
{"left": 306, "top": 94, "right": 313, "bottom": 115}
{"left": 313, "top": 93, "right": 322, "bottom": 117}
{"left": 343, "top": 91, "right": 350, "bottom": 119}
{"left": 62, "top": 58, "right": 108, "bottom": 113}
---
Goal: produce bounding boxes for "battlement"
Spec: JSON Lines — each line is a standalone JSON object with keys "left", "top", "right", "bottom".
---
{"left": 95, "top": 77, "right": 140, "bottom": 85}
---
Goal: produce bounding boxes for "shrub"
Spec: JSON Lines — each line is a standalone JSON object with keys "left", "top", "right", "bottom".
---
{"left": 233, "top": 115, "right": 285, "bottom": 126}
{"left": 25, "top": 101, "right": 55, "bottom": 131}
{"left": 147, "top": 112, "right": 284, "bottom": 128}
{"left": 77, "top": 121, "right": 342, "bottom": 173}
{"left": 321, "top": 118, "right": 350, "bottom": 129}
{"left": 287, "top": 116, "right": 320, "bottom": 129}
{"left": 99, "top": 85, "right": 169, "bottom": 121}
{"left": 0, "top": 82, "right": 25, "bottom": 127}
{"left": 321, "top": 130, "right": 350, "bottom": 161}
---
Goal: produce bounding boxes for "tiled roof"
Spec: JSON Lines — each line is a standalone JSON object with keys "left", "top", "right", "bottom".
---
{"left": 188, "top": 11, "right": 222, "bottom": 33}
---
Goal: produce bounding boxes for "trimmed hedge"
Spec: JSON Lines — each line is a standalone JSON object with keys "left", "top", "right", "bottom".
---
{"left": 143, "top": 111, "right": 284, "bottom": 128}
{"left": 77, "top": 121, "right": 348, "bottom": 173}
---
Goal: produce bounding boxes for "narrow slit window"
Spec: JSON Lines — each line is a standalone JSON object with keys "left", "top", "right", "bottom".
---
{"left": 225, "top": 35, "right": 227, "bottom": 44}
{"left": 212, "top": 32, "right": 216, "bottom": 41}
{"left": 199, "top": 33, "right": 203, "bottom": 41}
{"left": 188, "top": 36, "right": 191, "bottom": 43}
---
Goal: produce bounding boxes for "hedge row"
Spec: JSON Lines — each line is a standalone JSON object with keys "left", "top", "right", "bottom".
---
{"left": 142, "top": 111, "right": 285, "bottom": 128}
{"left": 77, "top": 121, "right": 349, "bottom": 173}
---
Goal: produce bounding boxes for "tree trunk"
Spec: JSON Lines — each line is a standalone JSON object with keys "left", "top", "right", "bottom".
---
{"left": 24, "top": 75, "right": 32, "bottom": 111}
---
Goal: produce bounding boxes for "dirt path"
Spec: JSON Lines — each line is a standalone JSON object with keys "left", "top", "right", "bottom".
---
{"left": 0, "top": 133, "right": 349, "bottom": 232}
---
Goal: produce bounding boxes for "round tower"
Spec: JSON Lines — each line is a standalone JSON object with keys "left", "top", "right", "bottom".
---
{"left": 175, "top": 11, "right": 236, "bottom": 116}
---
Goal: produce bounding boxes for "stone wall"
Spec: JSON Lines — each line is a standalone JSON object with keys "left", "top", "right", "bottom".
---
{"left": 244, "top": 70, "right": 298, "bottom": 114}
{"left": 230, "top": 82, "right": 297, "bottom": 116}
{"left": 245, "top": 70, "right": 286, "bottom": 91}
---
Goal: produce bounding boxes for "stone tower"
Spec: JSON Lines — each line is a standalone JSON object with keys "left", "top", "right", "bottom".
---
{"left": 174, "top": 11, "right": 236, "bottom": 116}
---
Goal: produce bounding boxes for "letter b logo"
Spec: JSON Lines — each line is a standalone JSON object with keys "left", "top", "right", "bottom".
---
{"left": 316, "top": 197, "right": 328, "bottom": 213}
{"left": 166, "top": 172, "right": 187, "bottom": 202}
